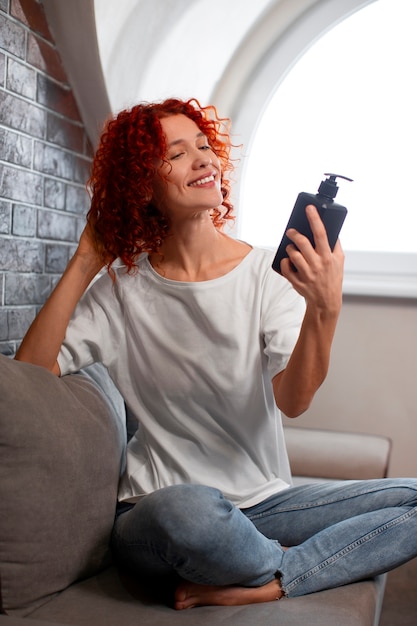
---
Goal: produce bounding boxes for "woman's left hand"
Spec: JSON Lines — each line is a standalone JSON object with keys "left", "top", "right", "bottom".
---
{"left": 279, "top": 204, "right": 344, "bottom": 316}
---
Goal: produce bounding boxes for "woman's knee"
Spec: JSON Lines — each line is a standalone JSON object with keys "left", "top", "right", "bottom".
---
{"left": 119, "top": 484, "right": 230, "bottom": 547}
{"left": 149, "top": 484, "right": 231, "bottom": 539}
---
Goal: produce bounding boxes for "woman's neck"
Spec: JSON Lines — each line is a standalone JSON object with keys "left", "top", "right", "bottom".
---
{"left": 149, "top": 217, "right": 251, "bottom": 282}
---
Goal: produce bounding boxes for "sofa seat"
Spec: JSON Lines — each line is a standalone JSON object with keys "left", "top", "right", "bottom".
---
{"left": 0, "top": 567, "right": 386, "bottom": 626}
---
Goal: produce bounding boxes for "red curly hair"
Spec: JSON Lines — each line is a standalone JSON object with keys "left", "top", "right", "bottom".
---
{"left": 87, "top": 98, "right": 235, "bottom": 273}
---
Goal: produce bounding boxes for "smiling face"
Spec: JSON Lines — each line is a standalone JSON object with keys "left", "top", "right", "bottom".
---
{"left": 152, "top": 114, "right": 223, "bottom": 221}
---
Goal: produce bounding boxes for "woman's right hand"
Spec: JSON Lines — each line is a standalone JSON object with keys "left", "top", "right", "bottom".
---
{"left": 74, "top": 222, "right": 106, "bottom": 274}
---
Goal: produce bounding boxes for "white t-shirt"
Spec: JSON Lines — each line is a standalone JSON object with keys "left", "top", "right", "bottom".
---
{"left": 58, "top": 247, "right": 305, "bottom": 508}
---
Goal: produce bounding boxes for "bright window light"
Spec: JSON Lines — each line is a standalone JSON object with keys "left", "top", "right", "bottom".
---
{"left": 239, "top": 0, "right": 417, "bottom": 255}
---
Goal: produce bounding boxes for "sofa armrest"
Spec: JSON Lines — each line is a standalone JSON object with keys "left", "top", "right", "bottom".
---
{"left": 284, "top": 426, "right": 391, "bottom": 481}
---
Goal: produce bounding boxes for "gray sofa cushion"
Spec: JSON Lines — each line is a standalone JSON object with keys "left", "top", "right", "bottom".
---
{"left": 0, "top": 356, "right": 126, "bottom": 616}
{"left": 26, "top": 565, "right": 386, "bottom": 626}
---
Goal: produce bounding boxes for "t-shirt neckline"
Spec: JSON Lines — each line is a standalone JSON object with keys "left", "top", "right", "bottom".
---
{"left": 144, "top": 247, "right": 256, "bottom": 287}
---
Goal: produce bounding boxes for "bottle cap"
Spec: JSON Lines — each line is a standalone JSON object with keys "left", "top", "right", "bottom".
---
{"left": 318, "top": 173, "right": 353, "bottom": 199}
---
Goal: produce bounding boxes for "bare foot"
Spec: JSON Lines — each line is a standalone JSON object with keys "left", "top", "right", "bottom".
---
{"left": 174, "top": 577, "right": 283, "bottom": 610}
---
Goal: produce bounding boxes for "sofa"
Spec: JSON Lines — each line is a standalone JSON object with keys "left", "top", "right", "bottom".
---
{"left": 0, "top": 354, "right": 391, "bottom": 626}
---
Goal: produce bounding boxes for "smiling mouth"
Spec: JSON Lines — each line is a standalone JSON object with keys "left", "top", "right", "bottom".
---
{"left": 188, "top": 174, "right": 215, "bottom": 187}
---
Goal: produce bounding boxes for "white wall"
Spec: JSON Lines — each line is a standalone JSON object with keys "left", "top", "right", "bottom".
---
{"left": 284, "top": 296, "right": 417, "bottom": 477}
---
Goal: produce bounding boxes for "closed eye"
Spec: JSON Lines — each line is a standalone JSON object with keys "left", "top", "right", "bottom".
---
{"left": 170, "top": 152, "right": 184, "bottom": 160}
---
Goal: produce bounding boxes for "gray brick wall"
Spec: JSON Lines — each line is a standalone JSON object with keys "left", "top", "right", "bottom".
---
{"left": 0, "top": 0, "right": 92, "bottom": 354}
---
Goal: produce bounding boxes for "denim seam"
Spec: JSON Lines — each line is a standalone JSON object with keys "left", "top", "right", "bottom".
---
{"left": 283, "top": 507, "right": 416, "bottom": 595}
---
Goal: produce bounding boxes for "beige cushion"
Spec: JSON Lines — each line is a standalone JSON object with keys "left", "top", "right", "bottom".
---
{"left": 0, "top": 356, "right": 125, "bottom": 616}
{"left": 285, "top": 426, "right": 391, "bottom": 481}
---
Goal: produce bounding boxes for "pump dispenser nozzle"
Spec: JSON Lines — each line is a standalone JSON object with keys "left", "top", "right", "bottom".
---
{"left": 318, "top": 173, "right": 353, "bottom": 199}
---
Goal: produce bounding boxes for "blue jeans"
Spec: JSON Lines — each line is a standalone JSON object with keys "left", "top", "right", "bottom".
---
{"left": 111, "top": 479, "right": 417, "bottom": 597}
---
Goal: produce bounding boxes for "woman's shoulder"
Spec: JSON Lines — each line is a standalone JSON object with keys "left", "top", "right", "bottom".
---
{"left": 238, "top": 244, "right": 276, "bottom": 271}
{"left": 85, "top": 254, "right": 148, "bottom": 295}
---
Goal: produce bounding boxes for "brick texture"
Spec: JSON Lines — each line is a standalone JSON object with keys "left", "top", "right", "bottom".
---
{"left": 0, "top": 0, "right": 93, "bottom": 353}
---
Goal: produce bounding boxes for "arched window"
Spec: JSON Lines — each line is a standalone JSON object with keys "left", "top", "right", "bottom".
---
{"left": 236, "top": 0, "right": 417, "bottom": 297}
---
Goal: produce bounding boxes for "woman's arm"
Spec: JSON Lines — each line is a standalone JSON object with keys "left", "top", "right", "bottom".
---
{"left": 272, "top": 205, "right": 344, "bottom": 417}
{"left": 15, "top": 225, "right": 105, "bottom": 375}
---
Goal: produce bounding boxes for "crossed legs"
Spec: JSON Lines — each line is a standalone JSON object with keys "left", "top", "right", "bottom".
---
{"left": 112, "top": 479, "right": 417, "bottom": 608}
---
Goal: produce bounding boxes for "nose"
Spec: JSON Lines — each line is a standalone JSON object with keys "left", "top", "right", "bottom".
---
{"left": 193, "top": 148, "right": 212, "bottom": 168}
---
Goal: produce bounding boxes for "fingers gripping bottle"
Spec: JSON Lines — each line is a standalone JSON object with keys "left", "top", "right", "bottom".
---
{"left": 272, "top": 173, "right": 352, "bottom": 274}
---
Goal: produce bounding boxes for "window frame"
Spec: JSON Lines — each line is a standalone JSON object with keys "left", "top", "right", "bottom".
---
{"left": 221, "top": 0, "right": 417, "bottom": 298}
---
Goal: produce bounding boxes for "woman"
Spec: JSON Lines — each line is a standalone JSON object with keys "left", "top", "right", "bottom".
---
{"left": 16, "top": 98, "right": 417, "bottom": 610}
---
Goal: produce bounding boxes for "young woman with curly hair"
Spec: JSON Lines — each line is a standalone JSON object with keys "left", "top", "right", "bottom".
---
{"left": 16, "top": 98, "right": 417, "bottom": 610}
{"left": 87, "top": 98, "right": 235, "bottom": 273}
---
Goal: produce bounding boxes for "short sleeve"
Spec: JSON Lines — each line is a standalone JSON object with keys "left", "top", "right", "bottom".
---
{"left": 261, "top": 267, "right": 306, "bottom": 379}
{"left": 58, "top": 273, "right": 124, "bottom": 376}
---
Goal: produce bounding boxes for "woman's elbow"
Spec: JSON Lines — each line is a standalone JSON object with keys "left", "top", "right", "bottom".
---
{"left": 276, "top": 399, "right": 310, "bottom": 419}
{"left": 272, "top": 374, "right": 312, "bottom": 417}
{"left": 14, "top": 353, "right": 61, "bottom": 376}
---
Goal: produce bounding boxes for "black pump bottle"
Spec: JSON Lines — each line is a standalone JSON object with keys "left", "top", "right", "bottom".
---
{"left": 272, "top": 173, "right": 352, "bottom": 274}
